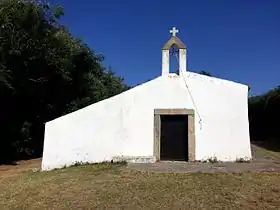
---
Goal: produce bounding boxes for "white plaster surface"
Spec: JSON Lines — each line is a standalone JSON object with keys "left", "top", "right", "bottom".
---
{"left": 161, "top": 49, "right": 169, "bottom": 76}
{"left": 179, "top": 49, "right": 187, "bottom": 74}
{"left": 41, "top": 71, "right": 252, "bottom": 171}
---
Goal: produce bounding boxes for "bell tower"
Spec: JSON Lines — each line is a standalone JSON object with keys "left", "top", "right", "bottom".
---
{"left": 162, "top": 27, "right": 187, "bottom": 76}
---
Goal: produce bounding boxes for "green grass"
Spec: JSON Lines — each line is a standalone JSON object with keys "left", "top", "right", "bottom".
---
{"left": 1, "top": 163, "right": 280, "bottom": 209}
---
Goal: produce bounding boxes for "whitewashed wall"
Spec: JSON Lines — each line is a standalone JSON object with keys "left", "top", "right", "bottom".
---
{"left": 42, "top": 72, "right": 251, "bottom": 171}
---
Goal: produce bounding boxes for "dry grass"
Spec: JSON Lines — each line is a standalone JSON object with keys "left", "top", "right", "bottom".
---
{"left": 0, "top": 158, "right": 41, "bottom": 179}
{"left": 252, "top": 141, "right": 280, "bottom": 161}
{"left": 1, "top": 163, "right": 280, "bottom": 209}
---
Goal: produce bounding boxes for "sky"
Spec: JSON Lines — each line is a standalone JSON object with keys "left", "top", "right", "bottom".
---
{"left": 51, "top": 0, "right": 279, "bottom": 96}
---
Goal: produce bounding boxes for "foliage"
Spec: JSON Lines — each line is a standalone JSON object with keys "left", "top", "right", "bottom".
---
{"left": 248, "top": 86, "right": 280, "bottom": 142}
{"left": 198, "top": 70, "right": 212, "bottom": 76}
{"left": 175, "top": 69, "right": 213, "bottom": 76}
{"left": 0, "top": 0, "right": 129, "bottom": 163}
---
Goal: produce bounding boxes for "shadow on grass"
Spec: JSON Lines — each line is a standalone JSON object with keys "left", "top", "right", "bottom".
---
{"left": 0, "top": 162, "right": 18, "bottom": 166}
{"left": 0, "top": 159, "right": 18, "bottom": 166}
{"left": 0, "top": 153, "right": 42, "bottom": 166}
{"left": 252, "top": 139, "right": 280, "bottom": 153}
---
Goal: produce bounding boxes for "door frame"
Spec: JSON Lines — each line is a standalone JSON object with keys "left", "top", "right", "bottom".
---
{"left": 153, "top": 109, "right": 196, "bottom": 162}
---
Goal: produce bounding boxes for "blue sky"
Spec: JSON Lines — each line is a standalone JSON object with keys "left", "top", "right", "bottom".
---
{"left": 51, "top": 0, "right": 279, "bottom": 96}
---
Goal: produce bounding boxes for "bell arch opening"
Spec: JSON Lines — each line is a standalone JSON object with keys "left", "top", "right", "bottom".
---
{"left": 169, "top": 45, "right": 180, "bottom": 74}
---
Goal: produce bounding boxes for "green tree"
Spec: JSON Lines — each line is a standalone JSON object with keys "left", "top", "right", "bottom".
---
{"left": 0, "top": 0, "right": 129, "bottom": 162}
{"left": 248, "top": 86, "right": 280, "bottom": 142}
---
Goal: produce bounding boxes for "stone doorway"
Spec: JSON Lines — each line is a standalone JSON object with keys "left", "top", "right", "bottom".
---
{"left": 154, "top": 109, "right": 195, "bottom": 162}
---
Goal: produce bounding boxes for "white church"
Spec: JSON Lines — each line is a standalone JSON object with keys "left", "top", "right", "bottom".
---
{"left": 41, "top": 27, "right": 252, "bottom": 171}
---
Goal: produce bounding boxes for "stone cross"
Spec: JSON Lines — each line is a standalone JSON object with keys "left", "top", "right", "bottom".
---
{"left": 169, "top": 27, "right": 179, "bottom": 37}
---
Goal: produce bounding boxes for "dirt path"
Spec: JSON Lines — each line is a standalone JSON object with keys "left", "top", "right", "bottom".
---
{"left": 0, "top": 158, "right": 41, "bottom": 179}
{"left": 1, "top": 143, "right": 279, "bottom": 176}
{"left": 128, "top": 144, "right": 280, "bottom": 173}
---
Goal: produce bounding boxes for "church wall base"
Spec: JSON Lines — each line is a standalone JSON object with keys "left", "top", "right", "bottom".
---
{"left": 112, "top": 156, "right": 156, "bottom": 163}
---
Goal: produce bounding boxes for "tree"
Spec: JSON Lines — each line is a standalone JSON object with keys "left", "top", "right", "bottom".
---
{"left": 248, "top": 86, "right": 280, "bottom": 142}
{"left": 0, "top": 0, "right": 129, "bottom": 162}
{"left": 198, "top": 71, "right": 212, "bottom": 76}
{"left": 175, "top": 69, "right": 213, "bottom": 76}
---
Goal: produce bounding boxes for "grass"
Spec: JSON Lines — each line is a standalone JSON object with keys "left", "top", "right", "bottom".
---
{"left": 1, "top": 144, "right": 280, "bottom": 209}
{"left": 252, "top": 141, "right": 280, "bottom": 161}
{"left": 1, "top": 163, "right": 280, "bottom": 209}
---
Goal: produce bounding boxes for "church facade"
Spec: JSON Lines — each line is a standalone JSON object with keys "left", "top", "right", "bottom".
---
{"left": 41, "top": 27, "right": 252, "bottom": 171}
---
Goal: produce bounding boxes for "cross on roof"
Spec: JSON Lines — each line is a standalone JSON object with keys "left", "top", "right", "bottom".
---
{"left": 169, "top": 27, "right": 179, "bottom": 37}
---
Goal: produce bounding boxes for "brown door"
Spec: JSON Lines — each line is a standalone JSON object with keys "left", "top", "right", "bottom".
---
{"left": 160, "top": 115, "right": 188, "bottom": 161}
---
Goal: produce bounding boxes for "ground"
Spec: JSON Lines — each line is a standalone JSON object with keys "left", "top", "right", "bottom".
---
{"left": 128, "top": 144, "right": 280, "bottom": 172}
{"left": 0, "top": 143, "right": 280, "bottom": 209}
